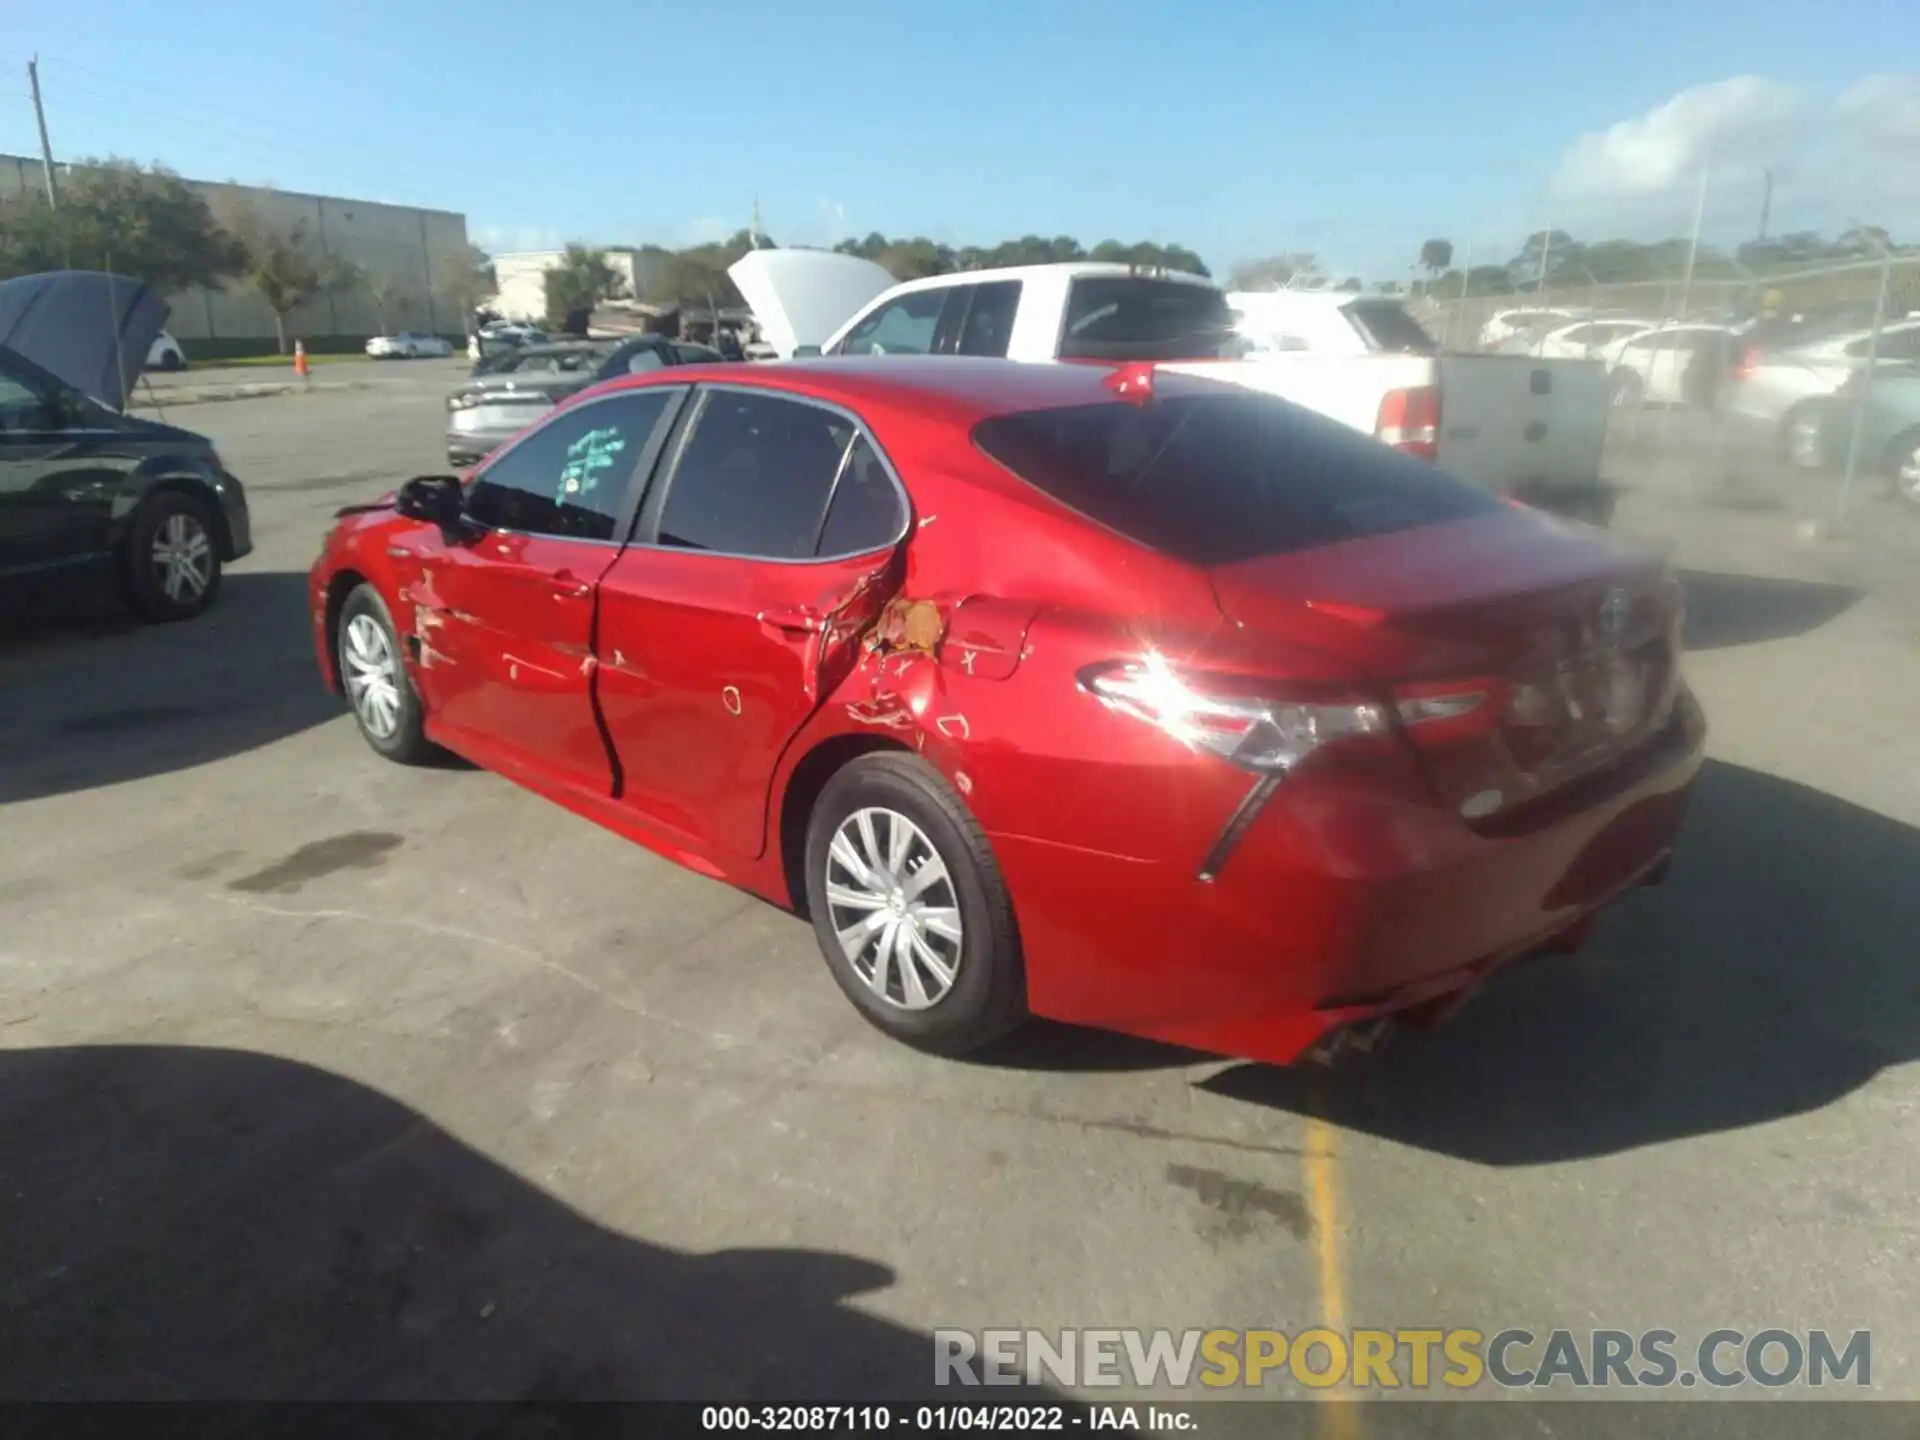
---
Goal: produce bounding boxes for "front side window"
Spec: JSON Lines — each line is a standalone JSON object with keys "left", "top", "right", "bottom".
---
{"left": 657, "top": 391, "right": 858, "bottom": 558}
{"left": 832, "top": 290, "right": 946, "bottom": 356}
{"left": 0, "top": 356, "right": 70, "bottom": 433}
{"left": 465, "top": 390, "right": 674, "bottom": 541}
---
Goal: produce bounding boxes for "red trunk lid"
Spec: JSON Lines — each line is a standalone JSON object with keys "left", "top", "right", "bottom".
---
{"left": 1209, "top": 510, "right": 1684, "bottom": 823}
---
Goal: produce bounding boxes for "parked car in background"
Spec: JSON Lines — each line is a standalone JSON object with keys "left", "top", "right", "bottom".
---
{"left": 1796, "top": 369, "right": 1920, "bottom": 504}
{"left": 367, "top": 331, "right": 455, "bottom": 359}
{"left": 2, "top": 271, "right": 251, "bottom": 623}
{"left": 1479, "top": 308, "right": 1575, "bottom": 351}
{"left": 470, "top": 329, "right": 550, "bottom": 364}
{"left": 444, "top": 333, "right": 725, "bottom": 465}
{"left": 312, "top": 356, "right": 1702, "bottom": 1065}
{"left": 1218, "top": 290, "right": 1614, "bottom": 519}
{"left": 146, "top": 329, "right": 186, "bottom": 372}
{"left": 1600, "top": 323, "right": 1738, "bottom": 411}
{"left": 1528, "top": 318, "right": 1654, "bottom": 360}
{"left": 738, "top": 253, "right": 1614, "bottom": 518}
{"left": 1721, "top": 315, "right": 1920, "bottom": 456}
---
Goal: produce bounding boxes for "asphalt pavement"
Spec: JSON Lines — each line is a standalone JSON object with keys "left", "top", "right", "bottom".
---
{"left": 1, "top": 367, "right": 1916, "bottom": 1420}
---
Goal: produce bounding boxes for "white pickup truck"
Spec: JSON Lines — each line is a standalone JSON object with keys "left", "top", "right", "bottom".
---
{"left": 730, "top": 252, "right": 1615, "bottom": 520}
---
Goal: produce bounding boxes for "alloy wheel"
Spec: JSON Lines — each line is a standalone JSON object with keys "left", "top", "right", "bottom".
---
{"left": 342, "top": 613, "right": 403, "bottom": 739}
{"left": 824, "top": 806, "right": 964, "bottom": 1010}
{"left": 1898, "top": 443, "right": 1920, "bottom": 504}
{"left": 1788, "top": 413, "right": 1825, "bottom": 469}
{"left": 150, "top": 512, "right": 213, "bottom": 604}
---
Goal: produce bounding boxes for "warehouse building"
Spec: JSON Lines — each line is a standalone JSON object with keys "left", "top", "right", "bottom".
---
{"left": 1, "top": 153, "right": 471, "bottom": 352}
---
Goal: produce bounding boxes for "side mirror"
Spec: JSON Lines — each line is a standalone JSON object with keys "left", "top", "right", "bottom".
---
{"left": 395, "top": 474, "right": 474, "bottom": 543}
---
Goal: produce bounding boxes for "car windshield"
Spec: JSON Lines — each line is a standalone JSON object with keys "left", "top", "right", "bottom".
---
{"left": 973, "top": 391, "right": 1500, "bottom": 567}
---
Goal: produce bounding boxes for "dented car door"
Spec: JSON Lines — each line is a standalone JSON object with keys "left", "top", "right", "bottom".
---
{"left": 401, "top": 389, "right": 682, "bottom": 794}
{"left": 596, "top": 386, "right": 910, "bottom": 858}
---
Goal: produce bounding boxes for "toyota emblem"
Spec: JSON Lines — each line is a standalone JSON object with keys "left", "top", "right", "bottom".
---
{"left": 1598, "top": 587, "right": 1630, "bottom": 640}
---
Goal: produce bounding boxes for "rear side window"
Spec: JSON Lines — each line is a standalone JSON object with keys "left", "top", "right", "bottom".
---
{"left": 815, "top": 435, "right": 906, "bottom": 555}
{"left": 956, "top": 281, "right": 1022, "bottom": 357}
{"left": 1342, "top": 301, "right": 1438, "bottom": 355}
{"left": 973, "top": 394, "right": 1499, "bottom": 567}
{"left": 657, "top": 391, "right": 857, "bottom": 558}
{"left": 1059, "top": 278, "right": 1235, "bottom": 361}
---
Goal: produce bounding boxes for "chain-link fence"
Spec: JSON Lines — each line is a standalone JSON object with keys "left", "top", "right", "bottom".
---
{"left": 1397, "top": 173, "right": 1920, "bottom": 535}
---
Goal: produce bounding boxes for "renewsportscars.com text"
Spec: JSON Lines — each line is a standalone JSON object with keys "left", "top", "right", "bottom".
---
{"left": 934, "top": 1327, "right": 1872, "bottom": 1391}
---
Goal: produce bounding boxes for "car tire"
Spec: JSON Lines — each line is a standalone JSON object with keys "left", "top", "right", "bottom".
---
{"left": 1781, "top": 403, "right": 1828, "bottom": 471}
{"left": 122, "top": 490, "right": 223, "bottom": 622}
{"left": 1885, "top": 428, "right": 1920, "bottom": 507}
{"left": 803, "top": 752, "right": 1026, "bottom": 1056}
{"left": 336, "top": 584, "right": 438, "bottom": 764}
{"left": 161, "top": 349, "right": 186, "bottom": 372}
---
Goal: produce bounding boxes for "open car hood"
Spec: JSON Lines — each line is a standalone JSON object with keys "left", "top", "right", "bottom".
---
{"left": 728, "top": 249, "right": 896, "bottom": 358}
{"left": 0, "top": 270, "right": 168, "bottom": 413}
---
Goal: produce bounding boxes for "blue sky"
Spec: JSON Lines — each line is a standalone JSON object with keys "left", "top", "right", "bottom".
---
{"left": 3, "top": 0, "right": 1914, "bottom": 279}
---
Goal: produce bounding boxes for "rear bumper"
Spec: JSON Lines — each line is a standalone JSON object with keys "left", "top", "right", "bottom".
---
{"left": 993, "top": 688, "right": 1708, "bottom": 1066}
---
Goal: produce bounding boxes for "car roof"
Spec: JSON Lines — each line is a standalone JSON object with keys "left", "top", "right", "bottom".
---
{"left": 583, "top": 354, "right": 1236, "bottom": 424}
{"left": 880, "top": 262, "right": 1220, "bottom": 296}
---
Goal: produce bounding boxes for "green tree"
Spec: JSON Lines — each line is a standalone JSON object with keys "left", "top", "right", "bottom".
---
{"left": 222, "top": 206, "right": 359, "bottom": 353}
{"left": 0, "top": 158, "right": 248, "bottom": 291}
{"left": 436, "top": 242, "right": 497, "bottom": 325}
{"left": 1419, "top": 238, "right": 1453, "bottom": 279}
{"left": 543, "top": 244, "right": 620, "bottom": 331}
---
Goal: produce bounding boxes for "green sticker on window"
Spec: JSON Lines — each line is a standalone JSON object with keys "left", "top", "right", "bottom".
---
{"left": 558, "top": 426, "right": 629, "bottom": 504}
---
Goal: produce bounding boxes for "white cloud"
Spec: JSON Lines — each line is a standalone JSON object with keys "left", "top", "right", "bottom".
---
{"left": 1549, "top": 73, "right": 1920, "bottom": 236}
{"left": 1553, "top": 76, "right": 1808, "bottom": 198}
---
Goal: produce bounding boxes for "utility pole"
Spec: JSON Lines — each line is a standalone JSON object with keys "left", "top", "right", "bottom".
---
{"left": 28, "top": 56, "right": 60, "bottom": 209}
{"left": 1757, "top": 167, "right": 1774, "bottom": 245}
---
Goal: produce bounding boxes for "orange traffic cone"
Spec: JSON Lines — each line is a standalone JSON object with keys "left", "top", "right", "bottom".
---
{"left": 293, "top": 340, "right": 309, "bottom": 379}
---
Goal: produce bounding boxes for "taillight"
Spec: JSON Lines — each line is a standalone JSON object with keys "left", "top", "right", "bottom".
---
{"left": 1377, "top": 385, "right": 1440, "bottom": 460}
{"left": 1078, "top": 652, "right": 1492, "bottom": 775}
{"left": 1733, "top": 344, "right": 1762, "bottom": 382}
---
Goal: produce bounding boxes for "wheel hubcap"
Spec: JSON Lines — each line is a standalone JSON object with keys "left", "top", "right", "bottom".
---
{"left": 342, "top": 614, "right": 403, "bottom": 739}
{"left": 1790, "top": 417, "right": 1823, "bottom": 468}
{"left": 151, "top": 513, "right": 212, "bottom": 603}
{"left": 1898, "top": 446, "right": 1920, "bottom": 502}
{"left": 825, "top": 806, "right": 963, "bottom": 1010}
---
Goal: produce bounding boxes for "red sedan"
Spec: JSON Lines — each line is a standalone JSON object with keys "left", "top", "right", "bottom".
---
{"left": 309, "top": 357, "right": 1704, "bottom": 1066}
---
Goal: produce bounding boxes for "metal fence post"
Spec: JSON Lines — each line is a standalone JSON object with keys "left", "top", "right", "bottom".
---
{"left": 1836, "top": 239, "right": 1894, "bottom": 528}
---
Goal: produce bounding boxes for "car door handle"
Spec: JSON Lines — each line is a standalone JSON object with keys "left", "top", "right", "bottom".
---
{"left": 549, "top": 572, "right": 593, "bottom": 600}
{"left": 757, "top": 605, "right": 821, "bottom": 636}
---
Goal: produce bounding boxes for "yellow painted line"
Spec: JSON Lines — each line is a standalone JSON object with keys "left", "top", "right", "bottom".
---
{"left": 1306, "top": 1110, "right": 1360, "bottom": 1440}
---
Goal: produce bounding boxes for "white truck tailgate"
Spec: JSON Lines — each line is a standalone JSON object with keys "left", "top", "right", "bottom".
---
{"left": 1434, "top": 355, "right": 1608, "bottom": 498}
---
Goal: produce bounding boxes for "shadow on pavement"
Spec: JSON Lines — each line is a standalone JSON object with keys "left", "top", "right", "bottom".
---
{"left": 0, "top": 1043, "right": 1067, "bottom": 1404}
{"left": 1199, "top": 760, "right": 1920, "bottom": 1163}
{"left": 1680, "top": 570, "right": 1861, "bottom": 650}
{"left": 0, "top": 570, "right": 342, "bottom": 803}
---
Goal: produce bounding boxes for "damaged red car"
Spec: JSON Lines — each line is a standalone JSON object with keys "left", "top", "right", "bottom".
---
{"left": 309, "top": 357, "right": 1704, "bottom": 1065}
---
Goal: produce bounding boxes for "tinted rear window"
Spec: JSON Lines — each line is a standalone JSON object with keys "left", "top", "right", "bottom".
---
{"left": 973, "top": 393, "right": 1499, "bottom": 567}
{"left": 1343, "top": 301, "right": 1438, "bottom": 355}
{"left": 1059, "top": 279, "right": 1236, "bottom": 361}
